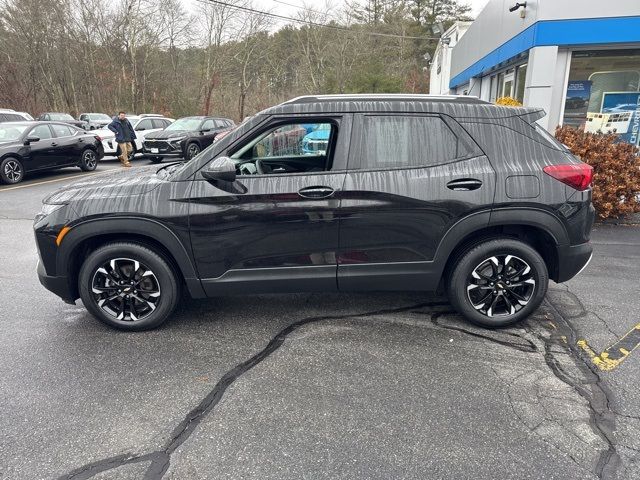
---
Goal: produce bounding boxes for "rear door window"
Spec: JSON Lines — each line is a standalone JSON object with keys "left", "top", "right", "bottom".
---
{"left": 51, "top": 124, "right": 74, "bottom": 137}
{"left": 353, "top": 115, "right": 477, "bottom": 170}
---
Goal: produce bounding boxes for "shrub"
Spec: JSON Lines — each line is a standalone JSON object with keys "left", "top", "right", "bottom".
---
{"left": 555, "top": 125, "right": 640, "bottom": 219}
{"left": 495, "top": 97, "right": 523, "bottom": 107}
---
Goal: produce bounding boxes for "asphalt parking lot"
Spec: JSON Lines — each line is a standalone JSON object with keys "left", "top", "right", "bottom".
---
{"left": 0, "top": 161, "right": 639, "bottom": 480}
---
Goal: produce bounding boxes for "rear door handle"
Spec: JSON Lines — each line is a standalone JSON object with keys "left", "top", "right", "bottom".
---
{"left": 446, "top": 178, "right": 483, "bottom": 191}
{"left": 298, "top": 186, "right": 335, "bottom": 199}
{"left": 51, "top": 142, "right": 58, "bottom": 147}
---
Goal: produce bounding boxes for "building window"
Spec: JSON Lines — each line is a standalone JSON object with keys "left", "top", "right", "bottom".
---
{"left": 497, "top": 72, "right": 505, "bottom": 99}
{"left": 515, "top": 64, "right": 527, "bottom": 103}
{"left": 503, "top": 69, "right": 515, "bottom": 98}
{"left": 563, "top": 49, "right": 640, "bottom": 147}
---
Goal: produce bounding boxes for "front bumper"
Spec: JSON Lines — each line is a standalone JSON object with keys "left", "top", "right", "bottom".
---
{"left": 37, "top": 260, "right": 75, "bottom": 304}
{"left": 556, "top": 242, "right": 593, "bottom": 283}
{"left": 143, "top": 140, "right": 184, "bottom": 158}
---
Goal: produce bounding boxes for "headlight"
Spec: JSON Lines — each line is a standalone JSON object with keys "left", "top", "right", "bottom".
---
{"left": 169, "top": 136, "right": 186, "bottom": 143}
{"left": 40, "top": 203, "right": 66, "bottom": 216}
{"left": 34, "top": 203, "right": 66, "bottom": 224}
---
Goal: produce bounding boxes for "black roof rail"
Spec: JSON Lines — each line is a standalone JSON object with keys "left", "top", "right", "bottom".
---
{"left": 284, "top": 94, "right": 489, "bottom": 105}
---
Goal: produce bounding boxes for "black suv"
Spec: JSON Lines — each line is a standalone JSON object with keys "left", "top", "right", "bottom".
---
{"left": 35, "top": 95, "right": 595, "bottom": 331}
{"left": 142, "top": 116, "right": 235, "bottom": 163}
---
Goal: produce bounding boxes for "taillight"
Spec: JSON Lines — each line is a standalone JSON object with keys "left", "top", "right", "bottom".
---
{"left": 94, "top": 135, "right": 102, "bottom": 142}
{"left": 543, "top": 164, "right": 593, "bottom": 191}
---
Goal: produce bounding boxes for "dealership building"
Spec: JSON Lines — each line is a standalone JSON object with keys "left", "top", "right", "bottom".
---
{"left": 430, "top": 0, "right": 640, "bottom": 143}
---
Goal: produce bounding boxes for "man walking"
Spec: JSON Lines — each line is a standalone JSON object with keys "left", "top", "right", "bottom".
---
{"left": 108, "top": 111, "right": 136, "bottom": 167}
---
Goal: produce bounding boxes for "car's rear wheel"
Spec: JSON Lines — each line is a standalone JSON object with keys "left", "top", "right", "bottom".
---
{"left": 447, "top": 239, "right": 548, "bottom": 328}
{"left": 0, "top": 157, "right": 24, "bottom": 184}
{"left": 186, "top": 142, "right": 200, "bottom": 159}
{"left": 78, "top": 243, "right": 180, "bottom": 331}
{"left": 79, "top": 148, "right": 98, "bottom": 171}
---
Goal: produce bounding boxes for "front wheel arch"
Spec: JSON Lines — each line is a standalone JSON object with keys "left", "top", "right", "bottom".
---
{"left": 58, "top": 219, "right": 205, "bottom": 301}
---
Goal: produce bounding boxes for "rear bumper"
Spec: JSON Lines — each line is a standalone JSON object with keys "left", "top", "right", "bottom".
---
{"left": 37, "top": 261, "right": 75, "bottom": 304}
{"left": 556, "top": 242, "right": 593, "bottom": 283}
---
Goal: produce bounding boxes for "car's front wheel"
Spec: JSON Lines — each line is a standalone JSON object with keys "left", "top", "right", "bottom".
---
{"left": 0, "top": 157, "right": 24, "bottom": 184}
{"left": 447, "top": 239, "right": 548, "bottom": 328}
{"left": 79, "top": 148, "right": 98, "bottom": 171}
{"left": 186, "top": 142, "right": 200, "bottom": 159}
{"left": 78, "top": 242, "right": 180, "bottom": 330}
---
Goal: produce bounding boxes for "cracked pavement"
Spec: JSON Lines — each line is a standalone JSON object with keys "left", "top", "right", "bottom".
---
{"left": 0, "top": 162, "right": 639, "bottom": 479}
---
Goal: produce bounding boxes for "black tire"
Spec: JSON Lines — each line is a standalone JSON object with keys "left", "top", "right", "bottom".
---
{"left": 185, "top": 142, "right": 200, "bottom": 159}
{"left": 0, "top": 157, "right": 24, "bottom": 184}
{"left": 79, "top": 148, "right": 98, "bottom": 171}
{"left": 148, "top": 156, "right": 163, "bottom": 164}
{"left": 78, "top": 242, "right": 181, "bottom": 331}
{"left": 447, "top": 238, "right": 548, "bottom": 328}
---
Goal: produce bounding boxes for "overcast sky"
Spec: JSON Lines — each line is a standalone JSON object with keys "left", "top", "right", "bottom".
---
{"left": 247, "top": 0, "right": 492, "bottom": 23}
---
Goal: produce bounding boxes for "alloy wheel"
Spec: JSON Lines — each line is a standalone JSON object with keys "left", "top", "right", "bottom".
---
{"left": 466, "top": 254, "right": 536, "bottom": 317}
{"left": 83, "top": 150, "right": 97, "bottom": 169}
{"left": 187, "top": 144, "right": 200, "bottom": 159}
{"left": 4, "top": 160, "right": 22, "bottom": 182}
{"left": 91, "top": 258, "right": 161, "bottom": 322}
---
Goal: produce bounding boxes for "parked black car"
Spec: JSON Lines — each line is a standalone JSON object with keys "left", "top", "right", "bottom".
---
{"left": 142, "top": 116, "right": 234, "bottom": 163}
{"left": 78, "top": 113, "right": 111, "bottom": 130}
{"left": 0, "top": 121, "right": 104, "bottom": 184}
{"left": 37, "top": 113, "right": 88, "bottom": 130}
{"left": 35, "top": 95, "right": 595, "bottom": 331}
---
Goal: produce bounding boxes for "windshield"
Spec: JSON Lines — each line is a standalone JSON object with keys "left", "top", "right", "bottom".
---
{"left": 166, "top": 118, "right": 202, "bottom": 131}
{"left": 88, "top": 114, "right": 110, "bottom": 121}
{"left": 50, "top": 113, "right": 74, "bottom": 121}
{"left": 0, "top": 124, "right": 29, "bottom": 142}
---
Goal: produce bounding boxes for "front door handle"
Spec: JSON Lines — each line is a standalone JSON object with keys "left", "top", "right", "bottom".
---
{"left": 298, "top": 186, "right": 335, "bottom": 199}
{"left": 51, "top": 142, "right": 58, "bottom": 147}
{"left": 446, "top": 178, "right": 483, "bottom": 191}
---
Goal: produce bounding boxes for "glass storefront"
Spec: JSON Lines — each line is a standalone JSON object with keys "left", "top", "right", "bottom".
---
{"left": 563, "top": 49, "right": 640, "bottom": 146}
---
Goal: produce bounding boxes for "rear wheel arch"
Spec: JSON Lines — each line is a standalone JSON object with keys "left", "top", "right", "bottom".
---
{"left": 441, "top": 223, "right": 561, "bottom": 285}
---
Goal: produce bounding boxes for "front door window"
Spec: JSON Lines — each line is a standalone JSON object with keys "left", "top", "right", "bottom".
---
{"left": 231, "top": 122, "right": 335, "bottom": 175}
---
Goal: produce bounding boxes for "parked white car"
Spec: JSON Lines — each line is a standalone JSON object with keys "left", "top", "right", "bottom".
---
{"left": 95, "top": 116, "right": 174, "bottom": 158}
{"left": 0, "top": 109, "right": 33, "bottom": 121}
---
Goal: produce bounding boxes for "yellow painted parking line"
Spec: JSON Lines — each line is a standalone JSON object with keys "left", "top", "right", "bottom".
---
{"left": 577, "top": 323, "right": 640, "bottom": 371}
{"left": 0, "top": 169, "right": 114, "bottom": 192}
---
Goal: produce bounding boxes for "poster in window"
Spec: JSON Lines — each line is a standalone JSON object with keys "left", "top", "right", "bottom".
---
{"left": 565, "top": 81, "right": 591, "bottom": 113}
{"left": 584, "top": 92, "right": 640, "bottom": 147}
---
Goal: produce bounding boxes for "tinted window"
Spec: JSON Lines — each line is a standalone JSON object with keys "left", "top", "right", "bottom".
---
{"left": 151, "top": 119, "right": 166, "bottom": 129}
{"left": 357, "top": 115, "right": 464, "bottom": 169}
{"left": 51, "top": 124, "right": 74, "bottom": 137}
{"left": 31, "top": 125, "right": 53, "bottom": 140}
{"left": 49, "top": 113, "right": 74, "bottom": 121}
{"left": 201, "top": 119, "right": 215, "bottom": 130}
{"left": 136, "top": 119, "right": 154, "bottom": 130}
{"left": 1, "top": 113, "right": 24, "bottom": 121}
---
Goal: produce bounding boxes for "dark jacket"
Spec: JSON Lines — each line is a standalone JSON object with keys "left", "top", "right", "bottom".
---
{"left": 107, "top": 117, "right": 137, "bottom": 143}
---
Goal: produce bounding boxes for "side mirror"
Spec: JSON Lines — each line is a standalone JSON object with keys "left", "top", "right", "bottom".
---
{"left": 137, "top": 127, "right": 145, "bottom": 131}
{"left": 201, "top": 128, "right": 212, "bottom": 134}
{"left": 25, "top": 135, "right": 40, "bottom": 144}
{"left": 201, "top": 156, "right": 236, "bottom": 182}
